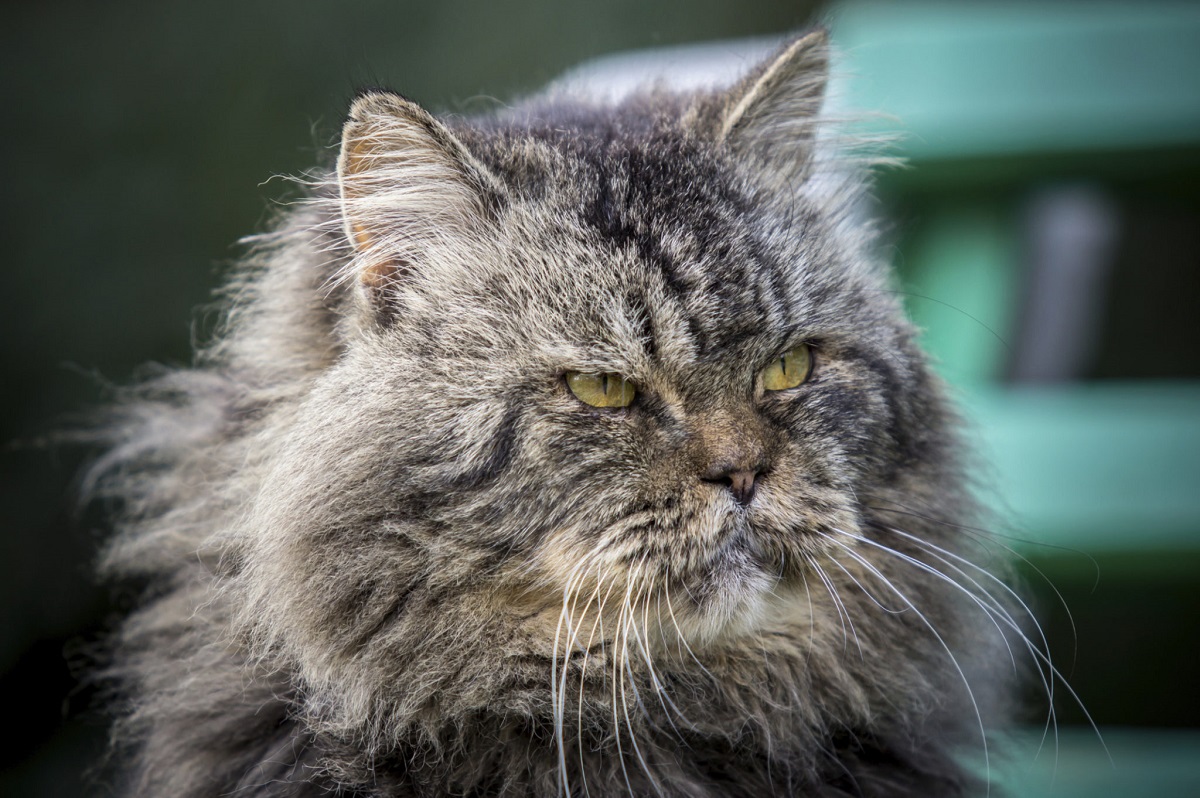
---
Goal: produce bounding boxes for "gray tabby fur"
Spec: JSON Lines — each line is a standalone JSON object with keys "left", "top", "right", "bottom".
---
{"left": 90, "top": 32, "right": 1024, "bottom": 797}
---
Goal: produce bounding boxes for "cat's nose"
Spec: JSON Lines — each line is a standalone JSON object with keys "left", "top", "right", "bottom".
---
{"left": 702, "top": 464, "right": 762, "bottom": 506}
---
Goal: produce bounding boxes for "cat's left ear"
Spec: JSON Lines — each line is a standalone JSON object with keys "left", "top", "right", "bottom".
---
{"left": 717, "top": 30, "right": 829, "bottom": 183}
{"left": 336, "top": 91, "right": 504, "bottom": 323}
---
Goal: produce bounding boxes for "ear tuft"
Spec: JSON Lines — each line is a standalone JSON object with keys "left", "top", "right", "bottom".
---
{"left": 336, "top": 90, "right": 502, "bottom": 323}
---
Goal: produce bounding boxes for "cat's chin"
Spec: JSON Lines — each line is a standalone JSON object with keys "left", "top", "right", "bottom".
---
{"left": 663, "top": 534, "right": 782, "bottom": 647}
{"left": 662, "top": 505, "right": 849, "bottom": 647}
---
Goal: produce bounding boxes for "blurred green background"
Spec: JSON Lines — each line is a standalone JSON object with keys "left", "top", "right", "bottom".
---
{"left": 2, "top": 1, "right": 1198, "bottom": 795}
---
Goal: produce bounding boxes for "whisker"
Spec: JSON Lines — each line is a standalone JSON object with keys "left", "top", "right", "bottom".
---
{"left": 846, "top": 527, "right": 1091, "bottom": 735}
{"left": 798, "top": 565, "right": 818, "bottom": 662}
{"left": 662, "top": 577, "right": 717, "bottom": 682}
{"left": 564, "top": 557, "right": 617, "bottom": 798}
{"left": 819, "top": 534, "right": 993, "bottom": 792}
{"left": 822, "top": 555, "right": 908, "bottom": 616}
{"left": 615, "top": 558, "right": 662, "bottom": 796}
{"left": 867, "top": 500, "right": 1087, "bottom": 667}
{"left": 576, "top": 572, "right": 611, "bottom": 798}
{"left": 553, "top": 556, "right": 594, "bottom": 797}
{"left": 882, "top": 526, "right": 1107, "bottom": 762}
{"left": 804, "top": 553, "right": 863, "bottom": 659}
{"left": 631, "top": 570, "right": 687, "bottom": 739}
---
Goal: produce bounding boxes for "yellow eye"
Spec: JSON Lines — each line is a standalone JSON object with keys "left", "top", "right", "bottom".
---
{"left": 566, "top": 372, "right": 636, "bottom": 408}
{"left": 761, "top": 344, "right": 813, "bottom": 391}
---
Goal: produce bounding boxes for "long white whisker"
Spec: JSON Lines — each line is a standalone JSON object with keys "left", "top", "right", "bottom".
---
{"left": 882, "top": 526, "right": 1108, "bottom": 763}
{"left": 843, "top": 526, "right": 1103, "bottom": 752}
{"left": 887, "top": 533, "right": 1049, "bottom": 690}
{"left": 631, "top": 570, "right": 688, "bottom": 740}
{"left": 869, "top": 500, "right": 1086, "bottom": 676}
{"left": 615, "top": 559, "right": 661, "bottom": 796}
{"left": 649, "top": 588, "right": 695, "bottom": 739}
{"left": 597, "top": 559, "right": 636, "bottom": 797}
{"left": 820, "top": 534, "right": 992, "bottom": 793}
{"left": 822, "top": 555, "right": 909, "bottom": 616}
{"left": 553, "top": 555, "right": 594, "bottom": 797}
{"left": 663, "top": 577, "right": 717, "bottom": 682}
{"left": 832, "top": 530, "right": 1054, "bottom": 774}
{"left": 568, "top": 560, "right": 620, "bottom": 798}
{"left": 804, "top": 553, "right": 863, "bottom": 659}
{"left": 588, "top": 565, "right": 629, "bottom": 796}
{"left": 576, "top": 571, "right": 612, "bottom": 798}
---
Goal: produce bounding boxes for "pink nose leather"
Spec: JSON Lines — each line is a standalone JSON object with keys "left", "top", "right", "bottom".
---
{"left": 703, "top": 465, "right": 760, "bottom": 506}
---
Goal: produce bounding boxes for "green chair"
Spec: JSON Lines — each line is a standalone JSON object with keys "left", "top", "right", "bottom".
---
{"left": 832, "top": 2, "right": 1200, "bottom": 794}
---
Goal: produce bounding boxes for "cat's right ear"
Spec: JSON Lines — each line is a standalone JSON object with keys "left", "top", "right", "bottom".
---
{"left": 337, "top": 91, "right": 503, "bottom": 323}
{"left": 716, "top": 30, "right": 829, "bottom": 188}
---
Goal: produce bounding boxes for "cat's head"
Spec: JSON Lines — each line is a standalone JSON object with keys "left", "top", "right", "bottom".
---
{"left": 226, "top": 31, "right": 961, "bottom": 741}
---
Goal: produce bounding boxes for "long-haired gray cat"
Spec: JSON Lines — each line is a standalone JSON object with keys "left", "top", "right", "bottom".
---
{"left": 91, "top": 31, "right": 1036, "bottom": 796}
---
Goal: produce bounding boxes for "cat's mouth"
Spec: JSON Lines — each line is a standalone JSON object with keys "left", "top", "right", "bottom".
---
{"left": 528, "top": 480, "right": 858, "bottom": 648}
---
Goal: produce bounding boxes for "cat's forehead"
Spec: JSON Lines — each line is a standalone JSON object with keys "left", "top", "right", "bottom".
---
{"left": 401, "top": 116, "right": 867, "bottom": 382}
{"left": 484, "top": 130, "right": 836, "bottom": 355}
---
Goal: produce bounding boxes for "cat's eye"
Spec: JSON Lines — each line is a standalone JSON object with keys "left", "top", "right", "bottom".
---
{"left": 761, "top": 344, "right": 813, "bottom": 391}
{"left": 566, "top": 372, "right": 636, "bottom": 408}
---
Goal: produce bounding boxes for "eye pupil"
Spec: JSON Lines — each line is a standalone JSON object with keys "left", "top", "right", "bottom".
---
{"left": 761, "top": 344, "right": 812, "bottom": 392}
{"left": 566, "top": 371, "right": 636, "bottom": 408}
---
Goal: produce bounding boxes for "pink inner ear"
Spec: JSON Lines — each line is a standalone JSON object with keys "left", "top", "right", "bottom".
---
{"left": 350, "top": 222, "right": 373, "bottom": 252}
{"left": 358, "top": 255, "right": 410, "bottom": 325}
{"left": 361, "top": 256, "right": 408, "bottom": 293}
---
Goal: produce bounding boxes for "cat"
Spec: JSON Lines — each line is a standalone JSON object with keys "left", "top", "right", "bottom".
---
{"left": 89, "top": 30, "right": 1031, "bottom": 797}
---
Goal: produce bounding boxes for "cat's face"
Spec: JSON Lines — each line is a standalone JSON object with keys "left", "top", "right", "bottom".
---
{"left": 340, "top": 134, "right": 919, "bottom": 642}
{"left": 229, "top": 34, "right": 952, "bottom": 737}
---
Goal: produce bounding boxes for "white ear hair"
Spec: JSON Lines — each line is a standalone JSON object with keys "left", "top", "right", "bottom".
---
{"left": 336, "top": 91, "right": 503, "bottom": 318}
